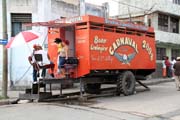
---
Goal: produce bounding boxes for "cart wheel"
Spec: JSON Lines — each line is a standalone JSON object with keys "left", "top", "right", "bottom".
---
{"left": 84, "top": 83, "right": 101, "bottom": 94}
{"left": 116, "top": 71, "right": 135, "bottom": 96}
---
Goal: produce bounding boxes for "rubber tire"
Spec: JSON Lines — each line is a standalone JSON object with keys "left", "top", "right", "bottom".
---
{"left": 84, "top": 83, "right": 101, "bottom": 94}
{"left": 117, "top": 71, "right": 135, "bottom": 96}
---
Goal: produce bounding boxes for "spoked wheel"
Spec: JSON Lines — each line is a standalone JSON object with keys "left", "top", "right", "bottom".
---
{"left": 116, "top": 71, "right": 136, "bottom": 96}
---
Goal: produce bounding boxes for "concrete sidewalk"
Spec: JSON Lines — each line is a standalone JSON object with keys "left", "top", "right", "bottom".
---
{"left": 140, "top": 77, "right": 174, "bottom": 86}
{"left": 0, "top": 77, "right": 174, "bottom": 105}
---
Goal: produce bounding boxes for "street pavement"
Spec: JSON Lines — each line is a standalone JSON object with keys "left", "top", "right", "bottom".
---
{"left": 0, "top": 77, "right": 174, "bottom": 105}
{"left": 0, "top": 103, "right": 149, "bottom": 120}
{"left": 0, "top": 78, "right": 179, "bottom": 120}
{"left": 0, "top": 82, "right": 179, "bottom": 120}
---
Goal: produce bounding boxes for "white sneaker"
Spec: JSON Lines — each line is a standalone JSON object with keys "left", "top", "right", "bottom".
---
{"left": 33, "top": 81, "right": 37, "bottom": 84}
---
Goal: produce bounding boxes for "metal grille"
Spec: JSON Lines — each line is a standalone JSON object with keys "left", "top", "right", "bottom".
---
{"left": 11, "top": 13, "right": 32, "bottom": 23}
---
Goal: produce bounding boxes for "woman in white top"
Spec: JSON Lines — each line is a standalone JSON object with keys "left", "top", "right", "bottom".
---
{"left": 162, "top": 56, "right": 166, "bottom": 77}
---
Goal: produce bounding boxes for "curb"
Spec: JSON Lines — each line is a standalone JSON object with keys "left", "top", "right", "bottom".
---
{"left": 0, "top": 98, "right": 19, "bottom": 106}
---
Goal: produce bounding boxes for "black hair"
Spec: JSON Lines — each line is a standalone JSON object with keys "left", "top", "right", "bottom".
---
{"left": 54, "top": 38, "right": 62, "bottom": 44}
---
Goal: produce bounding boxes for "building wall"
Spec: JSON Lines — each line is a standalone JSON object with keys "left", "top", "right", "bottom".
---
{"left": 151, "top": 13, "right": 158, "bottom": 30}
{"left": 51, "top": 0, "right": 78, "bottom": 19}
{"left": 0, "top": 0, "right": 79, "bottom": 87}
{"left": 155, "top": 30, "right": 180, "bottom": 44}
{"left": 8, "top": 0, "right": 32, "bottom": 13}
{"left": 118, "top": 0, "right": 180, "bottom": 17}
{"left": 117, "top": 0, "right": 180, "bottom": 78}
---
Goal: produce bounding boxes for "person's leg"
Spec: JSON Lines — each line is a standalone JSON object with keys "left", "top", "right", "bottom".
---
{"left": 174, "top": 76, "right": 180, "bottom": 90}
{"left": 169, "top": 67, "right": 172, "bottom": 77}
{"left": 178, "top": 76, "right": 180, "bottom": 90}
{"left": 172, "top": 69, "right": 175, "bottom": 78}
{"left": 33, "top": 68, "right": 37, "bottom": 82}
{"left": 50, "top": 63, "right": 55, "bottom": 77}
{"left": 58, "top": 56, "right": 61, "bottom": 74}
{"left": 167, "top": 67, "right": 171, "bottom": 77}
{"left": 41, "top": 68, "right": 46, "bottom": 77}
{"left": 166, "top": 67, "right": 168, "bottom": 77}
{"left": 59, "top": 57, "right": 66, "bottom": 78}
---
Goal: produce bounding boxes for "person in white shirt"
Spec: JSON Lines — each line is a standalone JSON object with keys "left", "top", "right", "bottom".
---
{"left": 28, "top": 44, "right": 54, "bottom": 82}
{"left": 171, "top": 57, "right": 176, "bottom": 78}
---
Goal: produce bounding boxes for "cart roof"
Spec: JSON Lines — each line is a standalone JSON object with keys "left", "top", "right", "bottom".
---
{"left": 25, "top": 20, "right": 74, "bottom": 28}
{"left": 26, "top": 15, "right": 154, "bottom": 32}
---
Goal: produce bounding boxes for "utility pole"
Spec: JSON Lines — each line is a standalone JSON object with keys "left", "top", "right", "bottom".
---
{"left": 2, "top": 0, "right": 8, "bottom": 98}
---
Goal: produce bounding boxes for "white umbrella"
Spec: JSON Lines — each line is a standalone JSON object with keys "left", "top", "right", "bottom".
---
{"left": 6, "top": 30, "right": 40, "bottom": 48}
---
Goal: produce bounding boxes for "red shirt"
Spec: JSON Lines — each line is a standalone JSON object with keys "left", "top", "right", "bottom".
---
{"left": 165, "top": 60, "right": 171, "bottom": 67}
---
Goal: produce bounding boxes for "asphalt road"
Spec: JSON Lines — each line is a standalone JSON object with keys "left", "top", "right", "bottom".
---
{"left": 0, "top": 82, "right": 179, "bottom": 120}
{"left": 92, "top": 82, "right": 180, "bottom": 120}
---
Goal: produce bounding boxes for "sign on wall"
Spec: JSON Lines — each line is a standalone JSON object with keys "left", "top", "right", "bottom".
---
{"left": 0, "top": 39, "right": 8, "bottom": 45}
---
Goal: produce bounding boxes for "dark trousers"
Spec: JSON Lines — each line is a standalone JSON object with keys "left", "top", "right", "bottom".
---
{"left": 33, "top": 68, "right": 46, "bottom": 82}
{"left": 166, "top": 66, "right": 172, "bottom": 77}
{"left": 33, "top": 68, "right": 37, "bottom": 82}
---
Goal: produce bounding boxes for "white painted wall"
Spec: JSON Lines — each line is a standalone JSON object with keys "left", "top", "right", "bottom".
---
{"left": 118, "top": 0, "right": 180, "bottom": 16}
{"left": 51, "top": 0, "right": 78, "bottom": 19}
{"left": 8, "top": 0, "right": 32, "bottom": 13}
{"left": 155, "top": 30, "right": 180, "bottom": 44}
{"left": 85, "top": 0, "right": 118, "bottom": 16}
{"left": 118, "top": 0, "right": 180, "bottom": 46}
{"left": 0, "top": 0, "right": 79, "bottom": 87}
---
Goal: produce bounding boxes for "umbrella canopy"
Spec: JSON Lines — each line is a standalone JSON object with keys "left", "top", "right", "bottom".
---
{"left": 6, "top": 30, "right": 40, "bottom": 48}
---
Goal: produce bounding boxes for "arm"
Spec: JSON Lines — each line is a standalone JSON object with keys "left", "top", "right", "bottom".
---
{"left": 28, "top": 56, "right": 33, "bottom": 65}
{"left": 47, "top": 53, "right": 50, "bottom": 60}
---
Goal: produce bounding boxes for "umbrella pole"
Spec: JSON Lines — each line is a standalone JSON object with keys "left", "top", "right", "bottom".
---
{"left": 41, "top": 30, "right": 48, "bottom": 48}
{"left": 27, "top": 44, "right": 32, "bottom": 52}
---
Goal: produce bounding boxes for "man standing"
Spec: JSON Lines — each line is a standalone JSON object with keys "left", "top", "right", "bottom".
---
{"left": 165, "top": 56, "right": 172, "bottom": 78}
{"left": 173, "top": 57, "right": 180, "bottom": 91}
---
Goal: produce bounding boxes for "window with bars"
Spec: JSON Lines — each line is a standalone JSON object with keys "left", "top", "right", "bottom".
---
{"left": 158, "top": 14, "right": 168, "bottom": 32}
{"left": 171, "top": 49, "right": 180, "bottom": 59}
{"left": 173, "top": 0, "right": 180, "bottom": 5}
{"left": 11, "top": 13, "right": 32, "bottom": 36}
{"left": 156, "top": 47, "right": 166, "bottom": 60}
{"left": 170, "top": 17, "right": 179, "bottom": 33}
{"left": 158, "top": 13, "right": 179, "bottom": 33}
